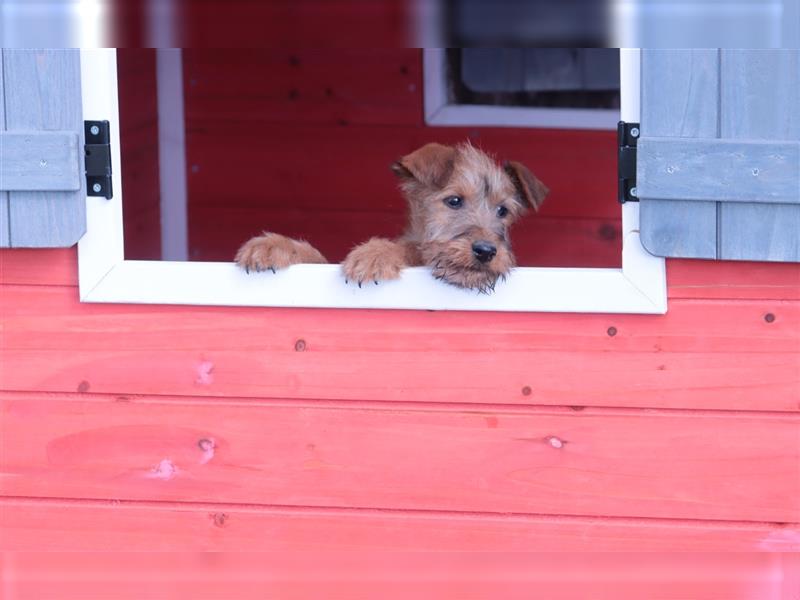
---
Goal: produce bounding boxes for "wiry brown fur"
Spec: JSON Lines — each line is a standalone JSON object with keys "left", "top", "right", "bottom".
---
{"left": 235, "top": 142, "right": 548, "bottom": 293}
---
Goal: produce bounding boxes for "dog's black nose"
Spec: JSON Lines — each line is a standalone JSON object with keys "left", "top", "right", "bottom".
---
{"left": 472, "top": 241, "right": 497, "bottom": 263}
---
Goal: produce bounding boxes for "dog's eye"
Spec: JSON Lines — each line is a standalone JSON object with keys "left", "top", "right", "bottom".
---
{"left": 443, "top": 196, "right": 464, "bottom": 209}
{"left": 496, "top": 205, "right": 509, "bottom": 218}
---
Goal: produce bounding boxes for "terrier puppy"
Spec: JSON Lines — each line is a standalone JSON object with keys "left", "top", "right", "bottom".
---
{"left": 235, "top": 142, "right": 548, "bottom": 293}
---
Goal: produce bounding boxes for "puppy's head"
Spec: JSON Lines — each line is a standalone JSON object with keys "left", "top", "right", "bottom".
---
{"left": 391, "top": 142, "right": 548, "bottom": 293}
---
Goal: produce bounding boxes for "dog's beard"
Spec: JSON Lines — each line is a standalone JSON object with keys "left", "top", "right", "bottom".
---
{"left": 423, "top": 240, "right": 514, "bottom": 294}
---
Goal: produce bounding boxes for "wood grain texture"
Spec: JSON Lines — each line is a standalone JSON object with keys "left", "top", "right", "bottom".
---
{"left": 720, "top": 50, "right": 800, "bottom": 142}
{"left": 718, "top": 203, "right": 800, "bottom": 262}
{"left": 640, "top": 49, "right": 800, "bottom": 262}
{"left": 0, "top": 248, "right": 77, "bottom": 286}
{"left": 0, "top": 132, "right": 81, "bottom": 191}
{"left": 189, "top": 206, "right": 621, "bottom": 267}
{"left": 639, "top": 49, "right": 719, "bottom": 260}
{"left": 719, "top": 49, "right": 800, "bottom": 262}
{"left": 2, "top": 49, "right": 86, "bottom": 248}
{"left": 183, "top": 49, "right": 423, "bottom": 127}
{"left": 637, "top": 138, "right": 800, "bottom": 204}
{"left": 2, "top": 499, "right": 797, "bottom": 552}
{"left": 117, "top": 49, "right": 162, "bottom": 261}
{"left": 185, "top": 122, "right": 619, "bottom": 219}
{"left": 0, "top": 249, "right": 795, "bottom": 297}
{"left": 3, "top": 551, "right": 795, "bottom": 599}
{"left": 1, "top": 284, "right": 798, "bottom": 411}
{"left": 1, "top": 392, "right": 798, "bottom": 522}
{"left": 0, "top": 50, "right": 9, "bottom": 247}
{"left": 667, "top": 259, "right": 800, "bottom": 300}
{"left": 178, "top": 0, "right": 409, "bottom": 47}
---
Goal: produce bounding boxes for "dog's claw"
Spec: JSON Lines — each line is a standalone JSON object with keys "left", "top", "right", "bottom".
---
{"left": 358, "top": 281, "right": 362, "bottom": 288}
{"left": 374, "top": 281, "right": 379, "bottom": 286}
{"left": 270, "top": 267, "right": 276, "bottom": 274}
{"left": 244, "top": 266, "right": 249, "bottom": 274}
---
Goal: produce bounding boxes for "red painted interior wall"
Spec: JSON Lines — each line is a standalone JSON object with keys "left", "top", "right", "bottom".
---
{"left": 119, "top": 49, "right": 621, "bottom": 267}
{"left": 117, "top": 49, "right": 161, "bottom": 261}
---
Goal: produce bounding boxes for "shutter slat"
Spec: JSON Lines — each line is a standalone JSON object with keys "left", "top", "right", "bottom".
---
{"left": 639, "top": 49, "right": 719, "bottom": 259}
{"left": 638, "top": 138, "right": 800, "bottom": 204}
{"left": 0, "top": 49, "right": 9, "bottom": 246}
{"left": 718, "top": 203, "right": 800, "bottom": 261}
{"left": 2, "top": 49, "right": 85, "bottom": 248}
{"left": 0, "top": 132, "right": 81, "bottom": 191}
{"left": 718, "top": 49, "right": 800, "bottom": 262}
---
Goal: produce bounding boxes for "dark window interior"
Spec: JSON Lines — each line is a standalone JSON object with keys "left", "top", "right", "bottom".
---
{"left": 450, "top": 48, "right": 620, "bottom": 109}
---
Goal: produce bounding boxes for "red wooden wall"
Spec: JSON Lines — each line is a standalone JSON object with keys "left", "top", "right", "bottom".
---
{"left": 2, "top": 47, "right": 800, "bottom": 598}
{"left": 1, "top": 247, "right": 799, "bottom": 595}
{"left": 120, "top": 49, "right": 622, "bottom": 267}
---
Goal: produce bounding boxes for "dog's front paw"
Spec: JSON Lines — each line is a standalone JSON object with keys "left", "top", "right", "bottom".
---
{"left": 342, "top": 238, "right": 406, "bottom": 286}
{"left": 235, "top": 233, "right": 327, "bottom": 273}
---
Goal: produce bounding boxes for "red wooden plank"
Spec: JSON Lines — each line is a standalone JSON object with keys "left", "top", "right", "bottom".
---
{"left": 118, "top": 123, "right": 160, "bottom": 219}
{"left": 668, "top": 259, "right": 800, "bottom": 300}
{"left": 0, "top": 249, "right": 77, "bottom": 286}
{"left": 117, "top": 49, "right": 162, "bottom": 261}
{"left": 178, "top": 0, "right": 410, "bottom": 48}
{"left": 3, "top": 551, "right": 793, "bottom": 599}
{"left": 188, "top": 206, "right": 621, "bottom": 266}
{"left": 1, "top": 285, "right": 797, "bottom": 411}
{"left": 2, "top": 392, "right": 797, "bottom": 522}
{"left": 183, "top": 49, "right": 423, "bottom": 127}
{"left": 5, "top": 347, "right": 796, "bottom": 412}
{"left": 2, "top": 500, "right": 797, "bottom": 553}
{"left": 117, "top": 49, "right": 159, "bottom": 131}
{"left": 185, "top": 124, "right": 619, "bottom": 221}
{"left": 123, "top": 206, "right": 162, "bottom": 262}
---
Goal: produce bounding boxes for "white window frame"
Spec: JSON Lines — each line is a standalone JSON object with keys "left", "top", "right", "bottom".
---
{"left": 78, "top": 48, "right": 666, "bottom": 314}
{"left": 423, "top": 49, "right": 620, "bottom": 131}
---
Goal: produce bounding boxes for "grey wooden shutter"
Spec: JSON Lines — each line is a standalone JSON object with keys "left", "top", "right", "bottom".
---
{"left": 0, "top": 49, "right": 86, "bottom": 247}
{"left": 637, "top": 49, "right": 799, "bottom": 262}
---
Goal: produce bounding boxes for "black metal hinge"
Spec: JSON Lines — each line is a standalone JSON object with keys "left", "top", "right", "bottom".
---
{"left": 618, "top": 121, "right": 639, "bottom": 203}
{"left": 85, "top": 120, "right": 113, "bottom": 200}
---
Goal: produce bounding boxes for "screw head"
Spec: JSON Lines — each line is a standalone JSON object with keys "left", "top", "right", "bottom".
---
{"left": 92, "top": 183, "right": 102, "bottom": 193}
{"left": 90, "top": 124, "right": 100, "bottom": 136}
{"left": 630, "top": 187, "right": 638, "bottom": 198}
{"left": 630, "top": 127, "right": 640, "bottom": 138}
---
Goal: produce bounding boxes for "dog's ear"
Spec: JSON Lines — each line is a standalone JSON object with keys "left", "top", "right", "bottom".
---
{"left": 391, "top": 143, "right": 456, "bottom": 188}
{"left": 503, "top": 161, "right": 548, "bottom": 212}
